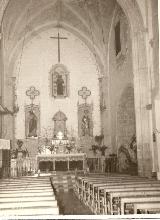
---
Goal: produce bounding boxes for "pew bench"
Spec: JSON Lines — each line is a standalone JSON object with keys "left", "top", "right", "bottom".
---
{"left": 82, "top": 175, "right": 141, "bottom": 204}
{"left": 86, "top": 178, "right": 142, "bottom": 208}
{"left": 74, "top": 174, "right": 160, "bottom": 215}
{"left": 75, "top": 175, "right": 149, "bottom": 208}
{"left": 90, "top": 179, "right": 159, "bottom": 213}
{"left": 94, "top": 181, "right": 160, "bottom": 214}
{"left": 120, "top": 196, "right": 160, "bottom": 215}
{"left": 106, "top": 190, "right": 160, "bottom": 215}
{"left": 134, "top": 202, "right": 160, "bottom": 214}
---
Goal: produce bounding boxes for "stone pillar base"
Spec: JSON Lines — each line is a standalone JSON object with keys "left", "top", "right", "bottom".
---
{"left": 157, "top": 172, "right": 160, "bottom": 180}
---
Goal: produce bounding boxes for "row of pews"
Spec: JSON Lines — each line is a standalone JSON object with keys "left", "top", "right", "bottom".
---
{"left": 0, "top": 176, "right": 59, "bottom": 218}
{"left": 74, "top": 173, "right": 160, "bottom": 215}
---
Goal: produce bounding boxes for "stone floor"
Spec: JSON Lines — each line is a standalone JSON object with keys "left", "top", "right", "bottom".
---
{"left": 57, "top": 189, "right": 93, "bottom": 215}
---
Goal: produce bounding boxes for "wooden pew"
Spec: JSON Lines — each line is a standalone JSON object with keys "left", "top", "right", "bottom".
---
{"left": 106, "top": 190, "right": 160, "bottom": 215}
{"left": 74, "top": 175, "right": 145, "bottom": 205}
{"left": 97, "top": 182, "right": 160, "bottom": 214}
{"left": 76, "top": 175, "right": 145, "bottom": 209}
{"left": 74, "top": 174, "right": 160, "bottom": 215}
{"left": 86, "top": 178, "right": 141, "bottom": 208}
{"left": 75, "top": 174, "right": 131, "bottom": 191}
{"left": 77, "top": 176, "right": 108, "bottom": 201}
{"left": 91, "top": 180, "right": 160, "bottom": 214}
{"left": 134, "top": 202, "right": 160, "bottom": 214}
{"left": 120, "top": 196, "right": 160, "bottom": 215}
{"left": 81, "top": 175, "right": 142, "bottom": 203}
{"left": 87, "top": 178, "right": 156, "bottom": 210}
{"left": 101, "top": 186, "right": 160, "bottom": 214}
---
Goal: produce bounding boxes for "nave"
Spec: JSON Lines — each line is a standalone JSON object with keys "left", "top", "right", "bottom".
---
{"left": 1, "top": 172, "right": 160, "bottom": 217}
{"left": 0, "top": 172, "right": 160, "bottom": 219}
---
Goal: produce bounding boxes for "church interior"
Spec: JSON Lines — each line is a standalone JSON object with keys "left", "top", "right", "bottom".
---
{"left": 0, "top": 0, "right": 159, "bottom": 217}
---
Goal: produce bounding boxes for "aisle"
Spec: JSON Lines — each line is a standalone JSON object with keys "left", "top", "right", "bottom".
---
{"left": 0, "top": 177, "right": 59, "bottom": 218}
{"left": 57, "top": 189, "right": 93, "bottom": 215}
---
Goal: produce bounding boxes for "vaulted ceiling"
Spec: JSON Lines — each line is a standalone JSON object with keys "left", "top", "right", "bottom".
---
{"left": 2, "top": 0, "right": 116, "bottom": 69}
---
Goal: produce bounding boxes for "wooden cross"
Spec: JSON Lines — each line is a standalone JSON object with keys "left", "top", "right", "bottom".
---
{"left": 50, "top": 32, "right": 67, "bottom": 63}
{"left": 78, "top": 87, "right": 91, "bottom": 104}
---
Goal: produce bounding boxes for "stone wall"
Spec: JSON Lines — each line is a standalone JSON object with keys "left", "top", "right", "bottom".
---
{"left": 117, "top": 86, "right": 135, "bottom": 147}
{"left": 102, "top": 5, "right": 135, "bottom": 154}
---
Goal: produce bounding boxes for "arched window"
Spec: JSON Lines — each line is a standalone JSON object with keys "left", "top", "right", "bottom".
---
{"left": 114, "top": 6, "right": 129, "bottom": 61}
{"left": 115, "top": 20, "right": 121, "bottom": 56}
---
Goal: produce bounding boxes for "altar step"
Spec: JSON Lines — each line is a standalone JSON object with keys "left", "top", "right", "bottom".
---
{"left": 0, "top": 177, "right": 59, "bottom": 218}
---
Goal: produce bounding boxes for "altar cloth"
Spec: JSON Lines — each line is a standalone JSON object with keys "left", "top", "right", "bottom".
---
{"left": 36, "top": 153, "right": 86, "bottom": 171}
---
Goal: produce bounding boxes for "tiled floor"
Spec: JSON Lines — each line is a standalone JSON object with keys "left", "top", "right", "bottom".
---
{"left": 57, "top": 189, "right": 93, "bottom": 215}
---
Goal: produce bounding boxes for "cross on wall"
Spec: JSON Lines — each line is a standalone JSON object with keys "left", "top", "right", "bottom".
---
{"left": 26, "top": 86, "right": 40, "bottom": 105}
{"left": 50, "top": 32, "right": 68, "bottom": 63}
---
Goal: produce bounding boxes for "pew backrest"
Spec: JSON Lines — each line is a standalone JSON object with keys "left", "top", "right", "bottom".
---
{"left": 120, "top": 196, "right": 160, "bottom": 215}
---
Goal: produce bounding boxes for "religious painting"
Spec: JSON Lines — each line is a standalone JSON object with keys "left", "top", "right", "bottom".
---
{"left": 25, "top": 104, "right": 40, "bottom": 138}
{"left": 52, "top": 111, "right": 67, "bottom": 138}
{"left": 78, "top": 103, "right": 93, "bottom": 137}
{"left": 49, "top": 64, "right": 69, "bottom": 98}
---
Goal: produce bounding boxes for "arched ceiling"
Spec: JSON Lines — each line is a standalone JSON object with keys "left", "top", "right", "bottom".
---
{"left": 2, "top": 0, "right": 116, "bottom": 75}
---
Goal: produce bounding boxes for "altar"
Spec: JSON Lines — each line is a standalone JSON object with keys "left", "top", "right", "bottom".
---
{"left": 36, "top": 153, "right": 86, "bottom": 172}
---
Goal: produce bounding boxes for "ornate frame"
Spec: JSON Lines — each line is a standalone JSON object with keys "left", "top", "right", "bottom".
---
{"left": 49, "top": 63, "right": 69, "bottom": 98}
{"left": 25, "top": 104, "right": 40, "bottom": 138}
{"left": 52, "top": 111, "right": 67, "bottom": 138}
{"left": 77, "top": 103, "right": 93, "bottom": 137}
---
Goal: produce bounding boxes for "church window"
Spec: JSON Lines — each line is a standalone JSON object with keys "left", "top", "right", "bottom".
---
{"left": 115, "top": 21, "right": 121, "bottom": 56}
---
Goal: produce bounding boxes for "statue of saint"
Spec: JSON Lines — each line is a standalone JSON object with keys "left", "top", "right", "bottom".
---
{"left": 28, "top": 111, "right": 37, "bottom": 137}
{"left": 81, "top": 114, "right": 90, "bottom": 136}
{"left": 56, "top": 74, "right": 64, "bottom": 95}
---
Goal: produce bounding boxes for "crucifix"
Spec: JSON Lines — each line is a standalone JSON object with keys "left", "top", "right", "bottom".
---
{"left": 50, "top": 31, "right": 67, "bottom": 63}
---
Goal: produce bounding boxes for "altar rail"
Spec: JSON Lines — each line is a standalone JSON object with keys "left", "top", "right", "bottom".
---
{"left": 11, "top": 158, "right": 36, "bottom": 177}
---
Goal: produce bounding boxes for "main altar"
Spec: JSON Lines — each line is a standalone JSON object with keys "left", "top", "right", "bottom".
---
{"left": 36, "top": 153, "right": 86, "bottom": 171}
{"left": 37, "top": 130, "right": 86, "bottom": 172}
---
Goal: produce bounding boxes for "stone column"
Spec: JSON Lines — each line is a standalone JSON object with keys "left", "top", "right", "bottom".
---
{"left": 132, "top": 30, "right": 153, "bottom": 177}
{"left": 155, "top": 95, "right": 160, "bottom": 179}
{"left": 99, "top": 75, "right": 112, "bottom": 154}
{"left": 155, "top": 0, "right": 160, "bottom": 180}
{"left": 2, "top": 68, "right": 14, "bottom": 140}
{"left": 0, "top": 32, "right": 3, "bottom": 138}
